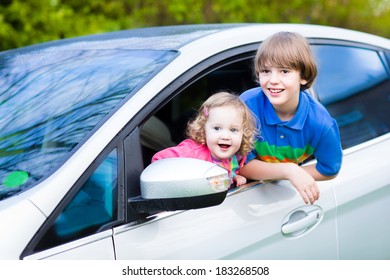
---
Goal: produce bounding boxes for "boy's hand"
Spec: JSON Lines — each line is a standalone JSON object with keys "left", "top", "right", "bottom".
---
{"left": 286, "top": 163, "right": 319, "bottom": 204}
{"left": 239, "top": 159, "right": 321, "bottom": 204}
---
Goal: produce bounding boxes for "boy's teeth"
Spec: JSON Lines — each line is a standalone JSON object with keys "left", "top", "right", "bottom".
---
{"left": 270, "top": 89, "right": 283, "bottom": 93}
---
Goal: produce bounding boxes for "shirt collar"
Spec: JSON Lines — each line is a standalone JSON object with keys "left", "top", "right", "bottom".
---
{"left": 263, "top": 90, "right": 309, "bottom": 130}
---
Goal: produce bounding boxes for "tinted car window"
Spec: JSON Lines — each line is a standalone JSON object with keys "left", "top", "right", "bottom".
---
{"left": 0, "top": 49, "right": 177, "bottom": 201}
{"left": 312, "top": 45, "right": 390, "bottom": 148}
{"left": 34, "top": 149, "right": 118, "bottom": 251}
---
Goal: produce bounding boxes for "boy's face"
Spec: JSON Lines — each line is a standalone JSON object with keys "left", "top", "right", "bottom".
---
{"left": 205, "top": 105, "right": 243, "bottom": 160}
{"left": 259, "top": 65, "right": 307, "bottom": 118}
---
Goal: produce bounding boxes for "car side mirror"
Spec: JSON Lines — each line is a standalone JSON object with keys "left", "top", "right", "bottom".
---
{"left": 130, "top": 158, "right": 230, "bottom": 216}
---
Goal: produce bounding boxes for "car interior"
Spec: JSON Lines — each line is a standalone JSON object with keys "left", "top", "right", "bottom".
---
{"left": 141, "top": 58, "right": 257, "bottom": 166}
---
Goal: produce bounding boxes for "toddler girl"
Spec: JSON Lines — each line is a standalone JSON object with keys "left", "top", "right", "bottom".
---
{"left": 152, "top": 91, "right": 257, "bottom": 187}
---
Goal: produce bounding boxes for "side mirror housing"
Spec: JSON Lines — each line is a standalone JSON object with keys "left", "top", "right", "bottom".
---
{"left": 130, "top": 158, "right": 230, "bottom": 216}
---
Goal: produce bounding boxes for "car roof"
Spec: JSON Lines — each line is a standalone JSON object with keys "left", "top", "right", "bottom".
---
{"left": 2, "top": 23, "right": 389, "bottom": 55}
{"left": 1, "top": 24, "right": 248, "bottom": 54}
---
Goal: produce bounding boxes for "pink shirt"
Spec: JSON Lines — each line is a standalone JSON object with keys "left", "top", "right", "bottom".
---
{"left": 152, "top": 139, "right": 246, "bottom": 181}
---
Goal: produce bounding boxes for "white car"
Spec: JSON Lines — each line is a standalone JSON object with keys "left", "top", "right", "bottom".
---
{"left": 0, "top": 23, "right": 389, "bottom": 260}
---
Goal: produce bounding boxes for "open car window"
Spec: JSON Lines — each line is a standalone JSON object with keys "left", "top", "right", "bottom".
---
{"left": 140, "top": 58, "right": 257, "bottom": 166}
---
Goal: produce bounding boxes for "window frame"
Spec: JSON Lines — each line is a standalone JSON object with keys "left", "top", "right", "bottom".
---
{"left": 122, "top": 44, "right": 259, "bottom": 224}
{"left": 124, "top": 39, "right": 390, "bottom": 222}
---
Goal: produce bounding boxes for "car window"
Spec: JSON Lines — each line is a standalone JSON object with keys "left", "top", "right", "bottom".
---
{"left": 312, "top": 45, "right": 390, "bottom": 148}
{"left": 0, "top": 49, "right": 177, "bottom": 201}
{"left": 33, "top": 149, "right": 118, "bottom": 252}
{"left": 140, "top": 58, "right": 256, "bottom": 165}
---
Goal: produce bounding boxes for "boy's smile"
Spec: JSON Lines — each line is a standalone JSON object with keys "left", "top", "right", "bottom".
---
{"left": 259, "top": 66, "right": 307, "bottom": 120}
{"left": 268, "top": 88, "right": 284, "bottom": 96}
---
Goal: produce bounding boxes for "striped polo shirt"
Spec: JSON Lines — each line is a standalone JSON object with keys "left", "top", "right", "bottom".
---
{"left": 240, "top": 87, "right": 342, "bottom": 176}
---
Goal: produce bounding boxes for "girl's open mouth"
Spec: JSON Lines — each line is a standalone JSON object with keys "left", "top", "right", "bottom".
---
{"left": 218, "top": 144, "right": 231, "bottom": 149}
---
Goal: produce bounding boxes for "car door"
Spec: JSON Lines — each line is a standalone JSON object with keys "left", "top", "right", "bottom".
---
{"left": 114, "top": 40, "right": 390, "bottom": 260}
{"left": 115, "top": 180, "right": 337, "bottom": 259}
{"left": 312, "top": 44, "right": 390, "bottom": 259}
{"left": 113, "top": 49, "right": 339, "bottom": 259}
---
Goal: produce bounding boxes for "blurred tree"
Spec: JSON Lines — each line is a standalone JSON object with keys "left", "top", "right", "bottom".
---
{"left": 310, "top": 0, "right": 390, "bottom": 38}
{"left": 0, "top": 0, "right": 389, "bottom": 51}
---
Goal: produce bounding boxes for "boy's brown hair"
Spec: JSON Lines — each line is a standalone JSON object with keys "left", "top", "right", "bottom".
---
{"left": 254, "top": 31, "right": 317, "bottom": 90}
{"left": 186, "top": 91, "right": 258, "bottom": 155}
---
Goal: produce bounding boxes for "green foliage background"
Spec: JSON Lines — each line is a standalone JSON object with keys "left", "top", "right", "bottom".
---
{"left": 0, "top": 0, "right": 389, "bottom": 51}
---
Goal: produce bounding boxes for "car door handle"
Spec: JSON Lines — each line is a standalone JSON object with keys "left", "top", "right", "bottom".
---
{"left": 281, "top": 205, "right": 323, "bottom": 237}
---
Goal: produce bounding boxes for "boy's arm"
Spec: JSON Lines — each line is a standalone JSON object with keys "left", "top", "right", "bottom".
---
{"left": 301, "top": 164, "right": 337, "bottom": 181}
{"left": 240, "top": 159, "right": 319, "bottom": 204}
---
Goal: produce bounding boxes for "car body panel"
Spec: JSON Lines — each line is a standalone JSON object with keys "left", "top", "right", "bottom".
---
{"left": 333, "top": 135, "right": 390, "bottom": 259}
{"left": 0, "top": 196, "right": 46, "bottom": 259}
{"left": 113, "top": 179, "right": 337, "bottom": 260}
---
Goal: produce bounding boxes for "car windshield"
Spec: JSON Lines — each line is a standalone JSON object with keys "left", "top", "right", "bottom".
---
{"left": 0, "top": 49, "right": 177, "bottom": 200}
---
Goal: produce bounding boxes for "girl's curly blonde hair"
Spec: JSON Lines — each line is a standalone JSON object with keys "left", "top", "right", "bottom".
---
{"left": 186, "top": 91, "right": 258, "bottom": 156}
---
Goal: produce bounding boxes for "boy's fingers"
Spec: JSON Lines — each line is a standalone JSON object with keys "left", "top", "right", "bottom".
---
{"left": 308, "top": 193, "right": 314, "bottom": 204}
{"left": 300, "top": 190, "right": 310, "bottom": 204}
{"left": 306, "top": 189, "right": 317, "bottom": 204}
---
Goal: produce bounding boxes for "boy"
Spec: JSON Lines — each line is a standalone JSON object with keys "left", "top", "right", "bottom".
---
{"left": 240, "top": 31, "right": 342, "bottom": 204}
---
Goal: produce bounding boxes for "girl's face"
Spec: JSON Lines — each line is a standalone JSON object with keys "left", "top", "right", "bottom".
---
{"left": 205, "top": 105, "right": 244, "bottom": 160}
{"left": 259, "top": 65, "right": 307, "bottom": 119}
